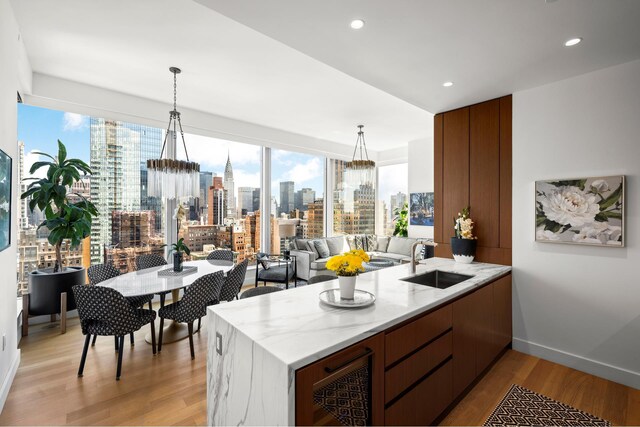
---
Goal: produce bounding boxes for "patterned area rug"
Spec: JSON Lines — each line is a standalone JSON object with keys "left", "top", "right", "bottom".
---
{"left": 313, "top": 365, "right": 369, "bottom": 426}
{"left": 485, "top": 384, "right": 611, "bottom": 426}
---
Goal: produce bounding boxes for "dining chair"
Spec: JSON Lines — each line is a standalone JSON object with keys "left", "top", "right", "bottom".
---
{"left": 196, "top": 259, "right": 249, "bottom": 331}
{"left": 206, "top": 249, "right": 234, "bottom": 262}
{"left": 136, "top": 254, "right": 167, "bottom": 270}
{"left": 88, "top": 263, "right": 154, "bottom": 348}
{"left": 240, "top": 286, "right": 283, "bottom": 299}
{"left": 219, "top": 259, "right": 249, "bottom": 303}
{"left": 72, "top": 285, "right": 156, "bottom": 380}
{"left": 157, "top": 271, "right": 225, "bottom": 359}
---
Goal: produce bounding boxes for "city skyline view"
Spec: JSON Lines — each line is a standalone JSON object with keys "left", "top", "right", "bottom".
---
{"left": 18, "top": 104, "right": 326, "bottom": 203}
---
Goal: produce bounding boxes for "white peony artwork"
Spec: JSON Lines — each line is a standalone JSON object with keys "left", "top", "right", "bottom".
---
{"left": 535, "top": 176, "right": 624, "bottom": 247}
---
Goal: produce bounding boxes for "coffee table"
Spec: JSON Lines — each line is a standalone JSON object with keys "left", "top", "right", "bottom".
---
{"left": 363, "top": 258, "right": 395, "bottom": 272}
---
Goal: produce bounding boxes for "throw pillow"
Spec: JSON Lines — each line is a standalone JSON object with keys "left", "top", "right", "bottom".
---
{"left": 256, "top": 252, "right": 271, "bottom": 270}
{"left": 295, "top": 238, "right": 311, "bottom": 252}
{"left": 326, "top": 236, "right": 348, "bottom": 256}
{"left": 346, "top": 235, "right": 357, "bottom": 250}
{"left": 387, "top": 237, "right": 417, "bottom": 256}
{"left": 365, "top": 234, "right": 377, "bottom": 252}
{"left": 354, "top": 235, "right": 365, "bottom": 250}
{"left": 376, "top": 236, "right": 390, "bottom": 252}
{"left": 313, "top": 239, "right": 331, "bottom": 259}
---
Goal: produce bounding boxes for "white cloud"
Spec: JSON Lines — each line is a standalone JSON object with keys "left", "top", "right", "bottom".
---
{"left": 378, "top": 163, "right": 408, "bottom": 204}
{"left": 63, "top": 112, "right": 88, "bottom": 131}
{"left": 281, "top": 157, "right": 322, "bottom": 186}
{"left": 182, "top": 133, "right": 261, "bottom": 171}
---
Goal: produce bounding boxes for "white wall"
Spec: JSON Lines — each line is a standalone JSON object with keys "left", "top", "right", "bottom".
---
{"left": 408, "top": 135, "right": 434, "bottom": 239}
{"left": 0, "top": 0, "right": 26, "bottom": 412}
{"left": 512, "top": 59, "right": 640, "bottom": 389}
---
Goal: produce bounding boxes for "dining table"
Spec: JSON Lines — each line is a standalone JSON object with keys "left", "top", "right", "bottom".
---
{"left": 98, "top": 259, "right": 234, "bottom": 345}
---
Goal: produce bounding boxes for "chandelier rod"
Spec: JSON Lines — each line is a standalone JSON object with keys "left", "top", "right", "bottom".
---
{"left": 159, "top": 67, "right": 191, "bottom": 162}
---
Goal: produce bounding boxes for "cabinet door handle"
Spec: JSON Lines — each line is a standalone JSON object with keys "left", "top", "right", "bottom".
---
{"left": 324, "top": 347, "right": 373, "bottom": 373}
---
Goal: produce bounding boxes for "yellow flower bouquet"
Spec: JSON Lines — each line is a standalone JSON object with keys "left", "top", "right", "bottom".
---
{"left": 326, "top": 249, "right": 370, "bottom": 277}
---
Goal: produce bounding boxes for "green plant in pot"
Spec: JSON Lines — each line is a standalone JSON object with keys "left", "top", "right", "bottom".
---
{"left": 393, "top": 202, "right": 408, "bottom": 237}
{"left": 20, "top": 140, "right": 97, "bottom": 330}
{"left": 169, "top": 238, "right": 191, "bottom": 272}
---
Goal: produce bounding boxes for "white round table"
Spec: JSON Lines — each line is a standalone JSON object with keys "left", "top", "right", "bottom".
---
{"left": 98, "top": 259, "right": 234, "bottom": 344}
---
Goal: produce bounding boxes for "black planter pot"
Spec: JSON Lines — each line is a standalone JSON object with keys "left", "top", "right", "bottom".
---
{"left": 450, "top": 237, "right": 477, "bottom": 264}
{"left": 173, "top": 252, "right": 184, "bottom": 272}
{"left": 27, "top": 266, "right": 84, "bottom": 316}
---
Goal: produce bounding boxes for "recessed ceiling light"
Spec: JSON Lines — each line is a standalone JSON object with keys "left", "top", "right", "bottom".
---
{"left": 564, "top": 37, "right": 582, "bottom": 47}
{"left": 442, "top": 81, "right": 454, "bottom": 87}
{"left": 350, "top": 19, "right": 365, "bottom": 30}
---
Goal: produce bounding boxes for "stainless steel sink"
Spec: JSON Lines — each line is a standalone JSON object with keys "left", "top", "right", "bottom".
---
{"left": 400, "top": 270, "right": 474, "bottom": 289}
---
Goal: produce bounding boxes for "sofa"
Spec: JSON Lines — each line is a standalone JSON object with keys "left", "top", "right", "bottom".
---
{"left": 290, "top": 235, "right": 432, "bottom": 281}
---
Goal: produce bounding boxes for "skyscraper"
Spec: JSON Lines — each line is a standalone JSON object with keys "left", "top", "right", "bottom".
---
{"left": 208, "top": 176, "right": 225, "bottom": 226}
{"left": 17, "top": 141, "right": 28, "bottom": 229}
{"left": 197, "top": 171, "right": 213, "bottom": 222}
{"left": 89, "top": 118, "right": 162, "bottom": 264}
{"left": 279, "top": 181, "right": 294, "bottom": 215}
{"left": 224, "top": 154, "right": 235, "bottom": 219}
{"left": 238, "top": 187, "right": 256, "bottom": 216}
{"left": 294, "top": 188, "right": 316, "bottom": 211}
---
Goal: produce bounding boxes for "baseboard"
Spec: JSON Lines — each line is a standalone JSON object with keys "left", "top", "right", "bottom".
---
{"left": 0, "top": 349, "right": 20, "bottom": 414}
{"left": 513, "top": 338, "right": 640, "bottom": 390}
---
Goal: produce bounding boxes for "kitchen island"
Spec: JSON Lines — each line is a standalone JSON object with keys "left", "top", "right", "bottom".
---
{"left": 207, "top": 257, "right": 511, "bottom": 426}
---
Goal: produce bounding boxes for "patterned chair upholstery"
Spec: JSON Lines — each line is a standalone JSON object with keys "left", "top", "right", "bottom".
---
{"left": 158, "top": 271, "right": 225, "bottom": 359}
{"left": 240, "top": 286, "right": 283, "bottom": 299}
{"left": 72, "top": 285, "right": 156, "bottom": 380}
{"left": 88, "top": 263, "right": 154, "bottom": 348}
{"left": 136, "top": 254, "right": 167, "bottom": 270}
{"left": 218, "top": 259, "right": 249, "bottom": 303}
{"left": 206, "top": 249, "right": 233, "bottom": 262}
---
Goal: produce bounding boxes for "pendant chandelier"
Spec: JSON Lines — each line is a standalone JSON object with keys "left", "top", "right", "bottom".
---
{"left": 147, "top": 67, "right": 200, "bottom": 200}
{"left": 345, "top": 124, "right": 375, "bottom": 185}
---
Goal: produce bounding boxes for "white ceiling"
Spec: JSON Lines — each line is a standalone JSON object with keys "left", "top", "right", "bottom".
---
{"left": 198, "top": 0, "right": 640, "bottom": 113}
{"left": 11, "top": 0, "right": 640, "bottom": 152}
{"left": 10, "top": 0, "right": 431, "bottom": 152}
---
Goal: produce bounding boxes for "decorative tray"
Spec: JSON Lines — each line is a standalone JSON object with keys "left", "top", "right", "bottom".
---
{"left": 158, "top": 266, "right": 198, "bottom": 277}
{"left": 319, "top": 289, "right": 376, "bottom": 309}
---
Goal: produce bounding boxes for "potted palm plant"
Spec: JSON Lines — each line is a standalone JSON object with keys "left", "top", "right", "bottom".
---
{"left": 21, "top": 140, "right": 97, "bottom": 326}
{"left": 170, "top": 238, "right": 191, "bottom": 272}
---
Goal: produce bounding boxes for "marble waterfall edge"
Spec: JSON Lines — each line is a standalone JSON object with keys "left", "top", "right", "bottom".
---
{"left": 207, "top": 312, "right": 293, "bottom": 426}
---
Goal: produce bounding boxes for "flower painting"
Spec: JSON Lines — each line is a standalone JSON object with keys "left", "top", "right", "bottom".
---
{"left": 535, "top": 176, "right": 624, "bottom": 247}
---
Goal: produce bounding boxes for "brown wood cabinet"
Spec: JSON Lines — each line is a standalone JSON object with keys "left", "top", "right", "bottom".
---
{"left": 453, "top": 274, "right": 512, "bottom": 397}
{"left": 295, "top": 274, "right": 512, "bottom": 426}
{"left": 434, "top": 95, "right": 512, "bottom": 265}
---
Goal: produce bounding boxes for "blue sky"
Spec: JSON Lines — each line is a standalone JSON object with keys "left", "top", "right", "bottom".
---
{"left": 18, "top": 104, "right": 405, "bottom": 205}
{"left": 18, "top": 104, "right": 325, "bottom": 199}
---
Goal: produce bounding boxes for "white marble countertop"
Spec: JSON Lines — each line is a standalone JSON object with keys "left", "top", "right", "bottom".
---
{"left": 209, "top": 257, "right": 511, "bottom": 370}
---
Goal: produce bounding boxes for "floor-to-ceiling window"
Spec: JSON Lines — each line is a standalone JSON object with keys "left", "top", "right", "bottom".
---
{"left": 16, "top": 104, "right": 166, "bottom": 295}
{"left": 179, "top": 133, "right": 262, "bottom": 262}
{"left": 332, "top": 159, "right": 375, "bottom": 236}
{"left": 271, "top": 149, "right": 325, "bottom": 254}
{"left": 376, "top": 163, "right": 408, "bottom": 236}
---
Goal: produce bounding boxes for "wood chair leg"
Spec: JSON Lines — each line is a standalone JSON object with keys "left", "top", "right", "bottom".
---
{"left": 22, "top": 293, "right": 29, "bottom": 337}
{"left": 158, "top": 317, "right": 164, "bottom": 353}
{"left": 187, "top": 321, "right": 195, "bottom": 360}
{"left": 60, "top": 292, "right": 67, "bottom": 334}
{"left": 130, "top": 332, "right": 134, "bottom": 346}
{"left": 150, "top": 317, "right": 157, "bottom": 355}
{"left": 91, "top": 335, "right": 97, "bottom": 346}
{"left": 78, "top": 334, "right": 91, "bottom": 377}
{"left": 116, "top": 336, "right": 124, "bottom": 381}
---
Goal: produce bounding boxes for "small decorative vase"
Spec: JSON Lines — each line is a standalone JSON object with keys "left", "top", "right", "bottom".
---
{"left": 173, "top": 252, "right": 184, "bottom": 272}
{"left": 450, "top": 237, "right": 477, "bottom": 264}
{"left": 338, "top": 275, "right": 357, "bottom": 300}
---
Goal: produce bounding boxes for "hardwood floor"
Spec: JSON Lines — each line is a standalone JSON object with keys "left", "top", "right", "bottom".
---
{"left": 2, "top": 317, "right": 638, "bottom": 426}
{"left": 441, "top": 350, "right": 640, "bottom": 426}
